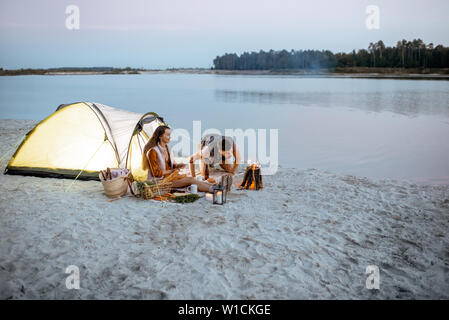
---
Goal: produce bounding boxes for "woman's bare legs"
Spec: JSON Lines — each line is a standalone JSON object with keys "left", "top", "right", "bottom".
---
{"left": 170, "top": 177, "right": 214, "bottom": 193}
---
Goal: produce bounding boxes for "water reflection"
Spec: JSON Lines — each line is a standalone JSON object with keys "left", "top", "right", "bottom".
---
{"left": 1, "top": 74, "right": 448, "bottom": 184}
{"left": 215, "top": 89, "right": 449, "bottom": 117}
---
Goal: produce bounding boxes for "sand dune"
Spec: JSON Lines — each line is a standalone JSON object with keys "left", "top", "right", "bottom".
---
{"left": 0, "top": 119, "right": 448, "bottom": 299}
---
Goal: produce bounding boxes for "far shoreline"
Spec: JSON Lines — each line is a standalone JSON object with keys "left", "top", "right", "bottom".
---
{"left": 1, "top": 67, "right": 449, "bottom": 80}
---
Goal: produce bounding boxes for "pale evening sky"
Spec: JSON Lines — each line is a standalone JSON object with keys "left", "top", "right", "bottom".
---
{"left": 0, "top": 0, "right": 448, "bottom": 69}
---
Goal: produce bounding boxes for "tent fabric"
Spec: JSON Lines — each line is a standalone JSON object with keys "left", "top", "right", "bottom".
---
{"left": 4, "top": 102, "right": 165, "bottom": 181}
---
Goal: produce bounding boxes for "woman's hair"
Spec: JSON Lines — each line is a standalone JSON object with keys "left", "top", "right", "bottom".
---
{"left": 142, "top": 125, "right": 171, "bottom": 170}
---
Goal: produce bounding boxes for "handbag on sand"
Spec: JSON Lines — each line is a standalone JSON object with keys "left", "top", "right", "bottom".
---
{"left": 99, "top": 168, "right": 135, "bottom": 198}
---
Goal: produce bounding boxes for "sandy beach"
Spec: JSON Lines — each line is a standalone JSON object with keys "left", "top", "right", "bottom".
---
{"left": 0, "top": 119, "right": 448, "bottom": 299}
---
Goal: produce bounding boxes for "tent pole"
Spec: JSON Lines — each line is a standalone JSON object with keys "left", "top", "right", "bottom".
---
{"left": 65, "top": 139, "right": 106, "bottom": 192}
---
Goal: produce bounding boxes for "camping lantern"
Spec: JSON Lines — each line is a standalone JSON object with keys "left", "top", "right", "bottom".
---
{"left": 212, "top": 185, "right": 226, "bottom": 205}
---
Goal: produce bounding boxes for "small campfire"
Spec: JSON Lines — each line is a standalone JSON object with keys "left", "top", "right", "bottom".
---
{"left": 240, "top": 161, "right": 263, "bottom": 190}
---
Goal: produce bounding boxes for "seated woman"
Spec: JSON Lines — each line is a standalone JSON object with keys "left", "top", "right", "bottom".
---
{"left": 142, "top": 125, "right": 220, "bottom": 193}
{"left": 189, "top": 134, "right": 240, "bottom": 188}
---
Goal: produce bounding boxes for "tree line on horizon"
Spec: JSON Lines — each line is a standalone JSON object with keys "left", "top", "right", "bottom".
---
{"left": 212, "top": 39, "right": 449, "bottom": 70}
{"left": 0, "top": 66, "right": 141, "bottom": 75}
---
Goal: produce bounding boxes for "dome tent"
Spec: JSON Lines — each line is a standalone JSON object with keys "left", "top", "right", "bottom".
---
{"left": 4, "top": 102, "right": 165, "bottom": 181}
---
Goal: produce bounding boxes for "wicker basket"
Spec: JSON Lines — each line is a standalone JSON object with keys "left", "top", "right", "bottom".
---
{"left": 99, "top": 172, "right": 131, "bottom": 198}
{"left": 139, "top": 181, "right": 173, "bottom": 200}
{"left": 136, "top": 170, "right": 186, "bottom": 200}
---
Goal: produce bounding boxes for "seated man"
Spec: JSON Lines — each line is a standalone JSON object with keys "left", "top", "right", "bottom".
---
{"left": 189, "top": 134, "right": 241, "bottom": 188}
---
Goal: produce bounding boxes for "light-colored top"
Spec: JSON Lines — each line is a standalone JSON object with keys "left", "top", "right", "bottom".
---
{"left": 147, "top": 143, "right": 173, "bottom": 180}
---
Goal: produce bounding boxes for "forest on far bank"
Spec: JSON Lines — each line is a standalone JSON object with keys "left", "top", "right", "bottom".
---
{"left": 213, "top": 39, "right": 449, "bottom": 70}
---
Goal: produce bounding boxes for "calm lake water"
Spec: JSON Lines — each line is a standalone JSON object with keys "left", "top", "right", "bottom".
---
{"left": 1, "top": 74, "right": 448, "bottom": 185}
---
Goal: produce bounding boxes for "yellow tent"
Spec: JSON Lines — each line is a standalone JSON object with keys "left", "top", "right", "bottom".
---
{"left": 4, "top": 102, "right": 165, "bottom": 181}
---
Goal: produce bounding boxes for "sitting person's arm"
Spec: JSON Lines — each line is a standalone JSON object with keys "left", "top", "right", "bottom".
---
{"left": 231, "top": 143, "right": 241, "bottom": 175}
{"left": 173, "top": 163, "right": 186, "bottom": 169}
{"left": 189, "top": 151, "right": 201, "bottom": 177}
{"left": 169, "top": 149, "right": 186, "bottom": 170}
{"left": 148, "top": 149, "right": 174, "bottom": 178}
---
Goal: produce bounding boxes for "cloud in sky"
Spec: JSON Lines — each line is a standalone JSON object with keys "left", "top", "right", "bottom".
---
{"left": 1, "top": 0, "right": 448, "bottom": 68}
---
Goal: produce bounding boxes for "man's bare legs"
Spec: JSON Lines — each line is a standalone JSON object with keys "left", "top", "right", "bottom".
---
{"left": 219, "top": 163, "right": 234, "bottom": 173}
{"left": 199, "top": 160, "right": 209, "bottom": 179}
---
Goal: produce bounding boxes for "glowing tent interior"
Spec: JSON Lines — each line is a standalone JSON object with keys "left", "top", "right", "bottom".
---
{"left": 4, "top": 102, "right": 165, "bottom": 181}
